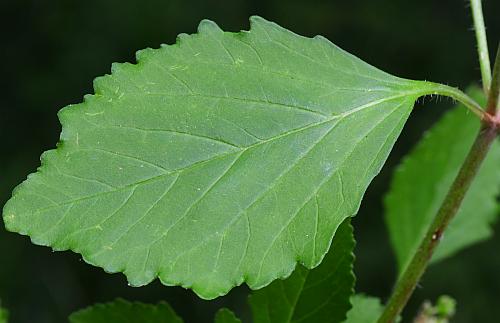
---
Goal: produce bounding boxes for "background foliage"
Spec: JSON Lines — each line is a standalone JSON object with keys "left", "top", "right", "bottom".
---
{"left": 1, "top": 0, "right": 499, "bottom": 322}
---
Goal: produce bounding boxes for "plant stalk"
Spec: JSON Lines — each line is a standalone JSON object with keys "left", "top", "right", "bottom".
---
{"left": 487, "top": 44, "right": 500, "bottom": 116}
{"left": 377, "top": 48, "right": 500, "bottom": 323}
{"left": 470, "top": 0, "right": 491, "bottom": 94}
{"left": 422, "top": 82, "right": 488, "bottom": 121}
{"left": 377, "top": 125, "right": 497, "bottom": 323}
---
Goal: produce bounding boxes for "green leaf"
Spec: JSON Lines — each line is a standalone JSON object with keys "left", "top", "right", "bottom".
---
{"left": 3, "top": 16, "right": 431, "bottom": 299}
{"left": 0, "top": 306, "right": 8, "bottom": 323}
{"left": 344, "top": 295, "right": 383, "bottom": 323}
{"left": 214, "top": 308, "right": 242, "bottom": 323}
{"left": 68, "top": 299, "right": 183, "bottom": 323}
{"left": 249, "top": 219, "right": 355, "bottom": 323}
{"left": 385, "top": 87, "right": 500, "bottom": 273}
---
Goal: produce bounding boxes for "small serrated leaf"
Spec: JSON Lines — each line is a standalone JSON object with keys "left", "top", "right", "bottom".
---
{"left": 68, "top": 299, "right": 183, "bottom": 323}
{"left": 3, "top": 16, "right": 432, "bottom": 298}
{"left": 214, "top": 308, "right": 242, "bottom": 323}
{"left": 385, "top": 87, "right": 500, "bottom": 273}
{"left": 344, "top": 295, "right": 384, "bottom": 323}
{"left": 249, "top": 219, "right": 355, "bottom": 323}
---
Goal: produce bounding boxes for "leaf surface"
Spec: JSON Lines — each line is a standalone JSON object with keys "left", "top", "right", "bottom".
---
{"left": 385, "top": 87, "right": 500, "bottom": 273}
{"left": 4, "top": 16, "right": 430, "bottom": 298}
{"left": 249, "top": 220, "right": 354, "bottom": 323}
{"left": 214, "top": 308, "right": 242, "bottom": 323}
{"left": 0, "top": 307, "right": 7, "bottom": 323}
{"left": 68, "top": 299, "right": 183, "bottom": 323}
{"left": 344, "top": 295, "right": 383, "bottom": 323}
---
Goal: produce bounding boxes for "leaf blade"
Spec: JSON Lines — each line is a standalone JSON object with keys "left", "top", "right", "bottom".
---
{"left": 344, "top": 295, "right": 384, "bottom": 323}
{"left": 249, "top": 219, "right": 355, "bottom": 323}
{"left": 68, "top": 299, "right": 183, "bottom": 323}
{"left": 0, "top": 307, "right": 8, "bottom": 323}
{"left": 214, "top": 308, "right": 242, "bottom": 323}
{"left": 4, "top": 17, "right": 427, "bottom": 298}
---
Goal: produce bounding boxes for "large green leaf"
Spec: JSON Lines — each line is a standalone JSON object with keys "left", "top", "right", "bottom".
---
{"left": 385, "top": 87, "right": 500, "bottom": 273}
{"left": 68, "top": 299, "right": 183, "bottom": 323}
{"left": 249, "top": 220, "right": 354, "bottom": 323}
{"left": 344, "top": 295, "right": 383, "bottom": 323}
{"left": 4, "top": 16, "right": 434, "bottom": 298}
{"left": 214, "top": 308, "right": 242, "bottom": 323}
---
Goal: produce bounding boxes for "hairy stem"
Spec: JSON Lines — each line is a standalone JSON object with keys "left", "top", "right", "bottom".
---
{"left": 421, "top": 82, "right": 487, "bottom": 120}
{"left": 377, "top": 124, "right": 497, "bottom": 323}
{"left": 377, "top": 48, "right": 500, "bottom": 323}
{"left": 470, "top": 0, "right": 491, "bottom": 94}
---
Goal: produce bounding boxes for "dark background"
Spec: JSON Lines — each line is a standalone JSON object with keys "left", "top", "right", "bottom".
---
{"left": 1, "top": 0, "right": 499, "bottom": 322}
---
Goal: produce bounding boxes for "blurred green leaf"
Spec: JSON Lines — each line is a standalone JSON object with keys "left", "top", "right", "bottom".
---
{"left": 385, "top": 87, "right": 500, "bottom": 273}
{"left": 4, "top": 16, "right": 431, "bottom": 299}
{"left": 249, "top": 219, "right": 355, "bottom": 323}
{"left": 0, "top": 306, "right": 8, "bottom": 323}
{"left": 68, "top": 299, "right": 183, "bottom": 323}
{"left": 214, "top": 308, "right": 242, "bottom": 323}
{"left": 344, "top": 295, "right": 383, "bottom": 323}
